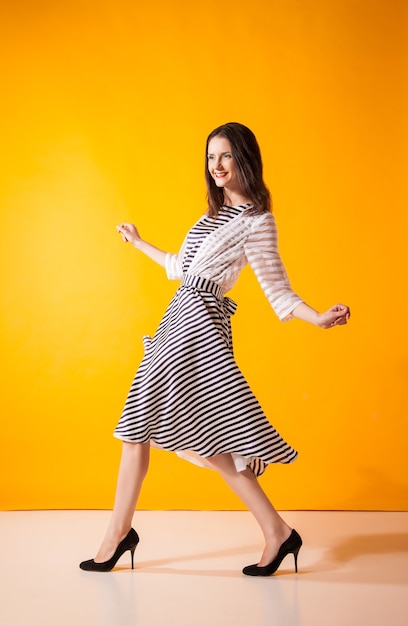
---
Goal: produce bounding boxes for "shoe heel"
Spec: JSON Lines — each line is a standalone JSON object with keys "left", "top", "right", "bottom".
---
{"left": 293, "top": 548, "right": 300, "bottom": 573}
{"left": 130, "top": 545, "right": 136, "bottom": 570}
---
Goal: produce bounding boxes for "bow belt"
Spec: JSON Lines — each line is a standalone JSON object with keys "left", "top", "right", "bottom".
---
{"left": 180, "top": 274, "right": 237, "bottom": 316}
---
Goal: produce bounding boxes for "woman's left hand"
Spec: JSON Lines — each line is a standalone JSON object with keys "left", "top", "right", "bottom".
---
{"left": 317, "top": 304, "right": 351, "bottom": 329}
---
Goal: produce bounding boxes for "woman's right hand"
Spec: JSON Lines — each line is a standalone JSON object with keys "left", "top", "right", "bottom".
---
{"left": 116, "top": 223, "right": 168, "bottom": 267}
{"left": 116, "top": 223, "right": 141, "bottom": 247}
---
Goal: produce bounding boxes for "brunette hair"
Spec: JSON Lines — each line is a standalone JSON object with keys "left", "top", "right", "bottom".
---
{"left": 205, "top": 122, "right": 271, "bottom": 217}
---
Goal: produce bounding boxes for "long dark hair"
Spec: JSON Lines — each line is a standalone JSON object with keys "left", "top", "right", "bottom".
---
{"left": 205, "top": 122, "right": 271, "bottom": 217}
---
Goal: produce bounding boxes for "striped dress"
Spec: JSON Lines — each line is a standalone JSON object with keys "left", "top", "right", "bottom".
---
{"left": 114, "top": 204, "right": 303, "bottom": 475}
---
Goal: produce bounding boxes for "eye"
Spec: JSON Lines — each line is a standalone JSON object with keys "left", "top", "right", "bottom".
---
{"left": 207, "top": 154, "right": 214, "bottom": 161}
{"left": 223, "top": 153, "right": 232, "bottom": 159}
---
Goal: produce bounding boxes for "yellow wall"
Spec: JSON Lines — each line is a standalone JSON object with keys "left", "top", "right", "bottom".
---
{"left": 1, "top": 0, "right": 407, "bottom": 511}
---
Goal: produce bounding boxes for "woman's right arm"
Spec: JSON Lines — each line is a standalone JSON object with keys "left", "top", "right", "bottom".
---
{"left": 116, "top": 223, "right": 167, "bottom": 268}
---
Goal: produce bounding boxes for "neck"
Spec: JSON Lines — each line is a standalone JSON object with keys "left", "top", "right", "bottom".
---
{"left": 223, "top": 190, "right": 252, "bottom": 207}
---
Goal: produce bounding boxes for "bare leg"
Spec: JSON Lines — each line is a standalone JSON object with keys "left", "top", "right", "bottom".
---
{"left": 94, "top": 441, "right": 150, "bottom": 563}
{"left": 208, "top": 453, "right": 292, "bottom": 566}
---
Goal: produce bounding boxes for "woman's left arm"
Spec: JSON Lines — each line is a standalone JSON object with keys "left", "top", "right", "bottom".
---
{"left": 244, "top": 213, "right": 350, "bottom": 326}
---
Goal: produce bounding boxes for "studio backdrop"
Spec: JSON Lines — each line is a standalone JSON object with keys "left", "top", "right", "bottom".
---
{"left": 1, "top": 0, "right": 407, "bottom": 510}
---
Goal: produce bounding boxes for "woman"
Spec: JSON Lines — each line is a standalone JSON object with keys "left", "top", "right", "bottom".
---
{"left": 80, "top": 122, "right": 350, "bottom": 576}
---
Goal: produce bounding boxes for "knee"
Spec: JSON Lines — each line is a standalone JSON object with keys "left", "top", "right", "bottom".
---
{"left": 207, "top": 453, "right": 235, "bottom": 475}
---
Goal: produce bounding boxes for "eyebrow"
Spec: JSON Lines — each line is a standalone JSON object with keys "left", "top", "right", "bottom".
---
{"left": 207, "top": 151, "right": 231, "bottom": 156}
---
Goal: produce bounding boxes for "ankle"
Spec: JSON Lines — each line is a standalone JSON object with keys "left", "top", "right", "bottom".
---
{"left": 103, "top": 525, "right": 132, "bottom": 546}
{"left": 264, "top": 523, "right": 291, "bottom": 544}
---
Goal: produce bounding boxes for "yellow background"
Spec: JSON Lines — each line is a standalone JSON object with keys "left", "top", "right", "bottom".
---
{"left": 1, "top": 0, "right": 407, "bottom": 511}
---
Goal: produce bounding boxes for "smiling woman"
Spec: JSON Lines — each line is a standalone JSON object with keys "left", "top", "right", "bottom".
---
{"left": 79, "top": 122, "right": 350, "bottom": 576}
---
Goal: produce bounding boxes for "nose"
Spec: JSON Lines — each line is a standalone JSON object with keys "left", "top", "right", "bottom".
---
{"left": 214, "top": 156, "right": 224, "bottom": 170}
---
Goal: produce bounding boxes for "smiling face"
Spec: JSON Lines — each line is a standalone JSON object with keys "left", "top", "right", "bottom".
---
{"left": 207, "top": 135, "right": 242, "bottom": 197}
{"left": 205, "top": 122, "right": 270, "bottom": 217}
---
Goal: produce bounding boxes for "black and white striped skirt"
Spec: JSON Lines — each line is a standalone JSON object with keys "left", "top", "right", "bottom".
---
{"left": 113, "top": 275, "right": 297, "bottom": 475}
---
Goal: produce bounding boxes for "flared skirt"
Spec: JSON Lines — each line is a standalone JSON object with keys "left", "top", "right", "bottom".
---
{"left": 114, "top": 275, "right": 298, "bottom": 475}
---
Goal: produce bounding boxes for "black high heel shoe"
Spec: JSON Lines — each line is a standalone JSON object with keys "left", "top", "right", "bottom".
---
{"left": 242, "top": 529, "right": 302, "bottom": 577}
{"left": 79, "top": 528, "right": 139, "bottom": 572}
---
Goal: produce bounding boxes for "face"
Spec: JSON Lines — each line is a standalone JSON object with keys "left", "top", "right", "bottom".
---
{"left": 207, "top": 135, "right": 241, "bottom": 194}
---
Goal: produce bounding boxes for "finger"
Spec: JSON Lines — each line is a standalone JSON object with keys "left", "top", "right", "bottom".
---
{"left": 117, "top": 226, "right": 130, "bottom": 240}
{"left": 335, "top": 317, "right": 347, "bottom": 326}
{"left": 116, "top": 226, "right": 129, "bottom": 242}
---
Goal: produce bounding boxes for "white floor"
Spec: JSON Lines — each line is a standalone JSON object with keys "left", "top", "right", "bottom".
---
{"left": 1, "top": 511, "right": 407, "bottom": 626}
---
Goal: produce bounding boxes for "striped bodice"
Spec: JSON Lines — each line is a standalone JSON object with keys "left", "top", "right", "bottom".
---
{"left": 165, "top": 204, "right": 303, "bottom": 322}
{"left": 182, "top": 205, "right": 244, "bottom": 273}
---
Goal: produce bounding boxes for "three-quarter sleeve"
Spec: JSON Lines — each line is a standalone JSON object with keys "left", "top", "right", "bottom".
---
{"left": 244, "top": 213, "right": 303, "bottom": 321}
{"left": 165, "top": 252, "right": 183, "bottom": 280}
